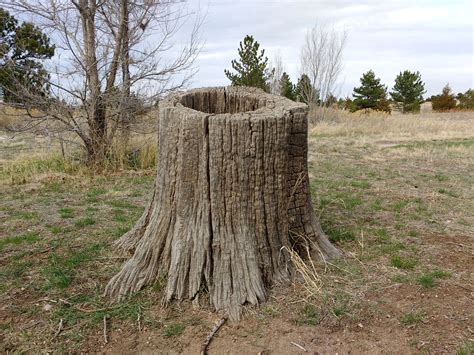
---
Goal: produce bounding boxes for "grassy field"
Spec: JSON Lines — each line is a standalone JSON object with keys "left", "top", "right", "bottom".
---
{"left": 1, "top": 111, "right": 473, "bottom": 353}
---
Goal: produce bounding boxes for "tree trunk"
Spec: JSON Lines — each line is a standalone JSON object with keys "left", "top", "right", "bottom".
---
{"left": 105, "top": 86, "right": 340, "bottom": 320}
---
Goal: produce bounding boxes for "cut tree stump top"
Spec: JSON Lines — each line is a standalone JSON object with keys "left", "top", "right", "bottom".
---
{"left": 161, "top": 86, "right": 308, "bottom": 120}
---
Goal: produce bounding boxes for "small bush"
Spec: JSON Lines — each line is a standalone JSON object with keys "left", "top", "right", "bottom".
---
{"left": 458, "top": 89, "right": 474, "bottom": 110}
{"left": 432, "top": 84, "right": 456, "bottom": 112}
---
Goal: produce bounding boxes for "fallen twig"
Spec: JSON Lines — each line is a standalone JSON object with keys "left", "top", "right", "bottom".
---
{"left": 290, "top": 341, "right": 307, "bottom": 352}
{"left": 35, "top": 246, "right": 57, "bottom": 255}
{"left": 103, "top": 316, "right": 108, "bottom": 344}
{"left": 54, "top": 318, "right": 64, "bottom": 339}
{"left": 200, "top": 315, "right": 228, "bottom": 355}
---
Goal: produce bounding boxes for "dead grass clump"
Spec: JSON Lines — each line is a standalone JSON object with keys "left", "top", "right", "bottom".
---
{"left": 0, "top": 153, "right": 86, "bottom": 184}
{"left": 0, "top": 105, "right": 28, "bottom": 130}
{"left": 108, "top": 135, "right": 156, "bottom": 171}
{"left": 285, "top": 245, "right": 323, "bottom": 298}
{"left": 308, "top": 106, "right": 345, "bottom": 124}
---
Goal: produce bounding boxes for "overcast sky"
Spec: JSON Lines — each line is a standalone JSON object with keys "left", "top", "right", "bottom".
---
{"left": 182, "top": 0, "right": 473, "bottom": 97}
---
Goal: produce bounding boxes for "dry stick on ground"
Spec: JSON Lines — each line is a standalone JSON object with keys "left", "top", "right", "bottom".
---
{"left": 53, "top": 318, "right": 64, "bottom": 339}
{"left": 103, "top": 316, "right": 108, "bottom": 344}
{"left": 200, "top": 316, "right": 228, "bottom": 355}
{"left": 290, "top": 341, "right": 307, "bottom": 352}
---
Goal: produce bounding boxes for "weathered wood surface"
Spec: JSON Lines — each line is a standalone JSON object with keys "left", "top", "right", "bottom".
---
{"left": 105, "top": 86, "right": 340, "bottom": 320}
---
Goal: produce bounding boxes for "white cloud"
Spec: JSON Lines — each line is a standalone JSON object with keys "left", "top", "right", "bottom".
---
{"left": 181, "top": 0, "right": 473, "bottom": 96}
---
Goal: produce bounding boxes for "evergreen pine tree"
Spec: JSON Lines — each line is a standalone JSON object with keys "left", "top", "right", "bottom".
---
{"left": 0, "top": 8, "right": 55, "bottom": 103}
{"left": 295, "top": 73, "right": 318, "bottom": 104}
{"left": 352, "top": 70, "right": 390, "bottom": 112}
{"left": 279, "top": 72, "right": 295, "bottom": 100}
{"left": 224, "top": 35, "right": 273, "bottom": 92}
{"left": 390, "top": 70, "right": 425, "bottom": 113}
{"left": 458, "top": 89, "right": 474, "bottom": 110}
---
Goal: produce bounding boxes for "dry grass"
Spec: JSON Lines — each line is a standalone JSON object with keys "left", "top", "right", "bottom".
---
{"left": 0, "top": 131, "right": 156, "bottom": 184}
{"left": 310, "top": 110, "right": 474, "bottom": 141}
{"left": 0, "top": 105, "right": 28, "bottom": 130}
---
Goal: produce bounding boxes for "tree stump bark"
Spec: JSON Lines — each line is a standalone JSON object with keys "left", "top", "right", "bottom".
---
{"left": 105, "top": 86, "right": 340, "bottom": 320}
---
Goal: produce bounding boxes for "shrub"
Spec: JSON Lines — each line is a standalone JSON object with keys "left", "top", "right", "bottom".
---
{"left": 458, "top": 89, "right": 474, "bottom": 110}
{"left": 432, "top": 84, "right": 456, "bottom": 111}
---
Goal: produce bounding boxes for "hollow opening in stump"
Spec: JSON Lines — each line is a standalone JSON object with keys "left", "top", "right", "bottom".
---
{"left": 180, "top": 90, "right": 267, "bottom": 114}
{"left": 105, "top": 87, "right": 340, "bottom": 321}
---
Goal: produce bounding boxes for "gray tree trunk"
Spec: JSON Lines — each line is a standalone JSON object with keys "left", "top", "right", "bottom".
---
{"left": 105, "top": 87, "right": 340, "bottom": 320}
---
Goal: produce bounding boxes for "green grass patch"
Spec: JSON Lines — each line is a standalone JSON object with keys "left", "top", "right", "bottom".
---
{"left": 86, "top": 187, "right": 108, "bottom": 202}
{"left": 332, "top": 305, "right": 347, "bottom": 318}
{"left": 43, "top": 253, "right": 74, "bottom": 289}
{"left": 375, "top": 228, "right": 389, "bottom": 240}
{"left": 400, "top": 311, "right": 425, "bottom": 326}
{"left": 74, "top": 216, "right": 95, "bottom": 228}
{"left": 59, "top": 207, "right": 74, "bottom": 218}
{"left": 42, "top": 243, "right": 104, "bottom": 289}
{"left": 392, "top": 200, "right": 410, "bottom": 212}
{"left": 323, "top": 224, "right": 356, "bottom": 243}
{"left": 10, "top": 210, "right": 39, "bottom": 220}
{"left": 435, "top": 173, "right": 449, "bottom": 182}
{"left": 318, "top": 197, "right": 331, "bottom": 210}
{"left": 370, "top": 198, "right": 384, "bottom": 211}
{"left": 456, "top": 340, "right": 474, "bottom": 355}
{"left": 380, "top": 241, "right": 406, "bottom": 254}
{"left": 113, "top": 209, "right": 128, "bottom": 222}
{"left": 47, "top": 225, "right": 63, "bottom": 234}
{"left": 114, "top": 225, "right": 132, "bottom": 238}
{"left": 108, "top": 200, "right": 139, "bottom": 209}
{"left": 341, "top": 195, "right": 363, "bottom": 210}
{"left": 392, "top": 138, "right": 474, "bottom": 151}
{"left": 390, "top": 255, "right": 418, "bottom": 270}
{"left": 44, "top": 181, "right": 63, "bottom": 193}
{"left": 350, "top": 180, "right": 371, "bottom": 189}
{"left": 392, "top": 274, "right": 411, "bottom": 283}
{"left": 261, "top": 306, "right": 280, "bottom": 318}
{"left": 0, "top": 231, "right": 40, "bottom": 251}
{"left": 417, "top": 270, "right": 450, "bottom": 288}
{"left": 297, "top": 304, "right": 319, "bottom": 326}
{"left": 0, "top": 260, "right": 33, "bottom": 281}
{"left": 164, "top": 323, "right": 185, "bottom": 337}
{"left": 437, "top": 188, "right": 460, "bottom": 198}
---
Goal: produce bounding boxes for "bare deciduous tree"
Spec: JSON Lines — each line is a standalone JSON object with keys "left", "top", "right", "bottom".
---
{"left": 1, "top": 0, "right": 203, "bottom": 164}
{"left": 268, "top": 50, "right": 284, "bottom": 95}
{"left": 300, "top": 24, "right": 346, "bottom": 111}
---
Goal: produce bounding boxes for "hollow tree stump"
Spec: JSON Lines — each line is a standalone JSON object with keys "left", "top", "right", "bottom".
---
{"left": 105, "top": 86, "right": 340, "bottom": 320}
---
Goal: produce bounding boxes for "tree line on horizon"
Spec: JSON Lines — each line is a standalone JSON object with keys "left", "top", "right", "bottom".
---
{"left": 2, "top": 5, "right": 473, "bottom": 165}
{"left": 224, "top": 35, "right": 474, "bottom": 114}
